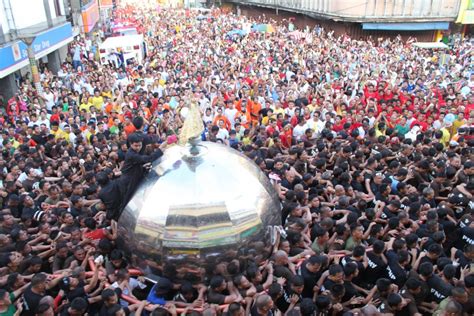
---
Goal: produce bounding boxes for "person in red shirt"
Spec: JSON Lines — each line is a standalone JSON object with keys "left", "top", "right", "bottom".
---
{"left": 279, "top": 123, "right": 293, "bottom": 149}
{"left": 363, "top": 83, "right": 378, "bottom": 103}
{"left": 266, "top": 118, "right": 279, "bottom": 137}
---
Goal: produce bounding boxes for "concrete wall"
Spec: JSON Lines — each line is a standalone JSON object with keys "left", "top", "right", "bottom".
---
{"left": 10, "top": 0, "right": 48, "bottom": 29}
{"left": 0, "top": 0, "right": 65, "bottom": 39}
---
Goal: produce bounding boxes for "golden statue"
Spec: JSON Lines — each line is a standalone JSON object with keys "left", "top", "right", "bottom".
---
{"left": 179, "top": 100, "right": 204, "bottom": 148}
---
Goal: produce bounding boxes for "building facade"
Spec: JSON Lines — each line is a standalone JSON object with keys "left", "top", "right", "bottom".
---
{"left": 456, "top": 0, "right": 474, "bottom": 34}
{"left": 0, "top": 0, "right": 74, "bottom": 98}
{"left": 226, "top": 0, "right": 461, "bottom": 40}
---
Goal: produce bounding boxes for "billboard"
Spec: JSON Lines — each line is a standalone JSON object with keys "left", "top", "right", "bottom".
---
{"left": 82, "top": 0, "right": 100, "bottom": 33}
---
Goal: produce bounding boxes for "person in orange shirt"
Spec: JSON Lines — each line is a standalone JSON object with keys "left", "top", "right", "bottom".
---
{"left": 234, "top": 102, "right": 250, "bottom": 129}
{"left": 212, "top": 107, "right": 231, "bottom": 130}
{"left": 105, "top": 101, "right": 121, "bottom": 115}
{"left": 139, "top": 101, "right": 152, "bottom": 120}
{"left": 247, "top": 97, "right": 261, "bottom": 127}
{"left": 123, "top": 117, "right": 136, "bottom": 135}
{"left": 107, "top": 110, "right": 124, "bottom": 128}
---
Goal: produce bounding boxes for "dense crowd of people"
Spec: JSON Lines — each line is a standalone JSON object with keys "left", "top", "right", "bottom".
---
{"left": 0, "top": 3, "right": 473, "bottom": 316}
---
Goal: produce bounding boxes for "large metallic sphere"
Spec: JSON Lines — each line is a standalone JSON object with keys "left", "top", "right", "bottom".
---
{"left": 117, "top": 141, "right": 281, "bottom": 281}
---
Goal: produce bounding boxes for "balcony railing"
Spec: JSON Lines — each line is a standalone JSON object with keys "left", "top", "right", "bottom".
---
{"left": 229, "top": 0, "right": 461, "bottom": 22}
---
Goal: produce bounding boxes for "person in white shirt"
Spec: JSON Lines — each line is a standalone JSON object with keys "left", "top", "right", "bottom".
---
{"left": 293, "top": 116, "right": 308, "bottom": 141}
{"left": 42, "top": 87, "right": 56, "bottom": 113}
{"left": 224, "top": 102, "right": 238, "bottom": 128}
{"left": 111, "top": 269, "right": 146, "bottom": 307}
{"left": 28, "top": 114, "right": 39, "bottom": 128}
{"left": 308, "top": 111, "right": 325, "bottom": 136}
{"left": 216, "top": 120, "right": 229, "bottom": 142}
{"left": 37, "top": 112, "right": 50, "bottom": 129}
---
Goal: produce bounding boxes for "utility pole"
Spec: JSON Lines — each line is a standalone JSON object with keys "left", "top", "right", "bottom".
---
{"left": 20, "top": 36, "right": 43, "bottom": 94}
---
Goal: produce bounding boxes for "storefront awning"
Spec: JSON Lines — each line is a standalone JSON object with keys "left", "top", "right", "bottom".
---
{"left": 362, "top": 22, "right": 450, "bottom": 31}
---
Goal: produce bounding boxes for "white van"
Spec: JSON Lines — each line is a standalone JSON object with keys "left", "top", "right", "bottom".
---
{"left": 99, "top": 34, "right": 146, "bottom": 67}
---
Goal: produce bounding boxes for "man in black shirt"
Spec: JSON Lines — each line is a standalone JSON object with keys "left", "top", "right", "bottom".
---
{"left": 207, "top": 275, "right": 241, "bottom": 305}
{"left": 381, "top": 200, "right": 401, "bottom": 220}
{"left": 341, "top": 245, "right": 367, "bottom": 286}
{"left": 276, "top": 275, "right": 304, "bottom": 313}
{"left": 250, "top": 294, "right": 275, "bottom": 316}
{"left": 418, "top": 262, "right": 453, "bottom": 303}
{"left": 363, "top": 240, "right": 387, "bottom": 288}
{"left": 22, "top": 273, "right": 64, "bottom": 316}
{"left": 126, "top": 116, "right": 154, "bottom": 154}
{"left": 298, "top": 255, "right": 323, "bottom": 299}
{"left": 378, "top": 293, "right": 408, "bottom": 315}
{"left": 399, "top": 278, "right": 423, "bottom": 316}
{"left": 59, "top": 297, "right": 88, "bottom": 316}
{"left": 342, "top": 262, "right": 360, "bottom": 303}
{"left": 0, "top": 214, "right": 15, "bottom": 235}
{"left": 386, "top": 250, "right": 409, "bottom": 287}
{"left": 117, "top": 133, "right": 164, "bottom": 214}
{"left": 321, "top": 264, "right": 344, "bottom": 293}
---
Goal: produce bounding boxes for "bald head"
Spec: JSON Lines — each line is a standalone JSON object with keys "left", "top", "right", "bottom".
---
{"left": 255, "top": 294, "right": 272, "bottom": 310}
{"left": 360, "top": 304, "right": 380, "bottom": 316}
{"left": 275, "top": 250, "right": 288, "bottom": 261}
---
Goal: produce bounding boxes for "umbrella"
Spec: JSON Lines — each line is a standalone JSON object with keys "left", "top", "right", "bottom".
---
{"left": 444, "top": 113, "right": 456, "bottom": 124}
{"left": 226, "top": 29, "right": 247, "bottom": 37}
{"left": 251, "top": 24, "right": 275, "bottom": 33}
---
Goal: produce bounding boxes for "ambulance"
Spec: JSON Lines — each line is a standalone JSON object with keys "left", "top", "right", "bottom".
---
{"left": 99, "top": 34, "right": 146, "bottom": 67}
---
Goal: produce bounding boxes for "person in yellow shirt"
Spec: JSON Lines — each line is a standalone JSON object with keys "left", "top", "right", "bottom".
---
{"left": 79, "top": 100, "right": 92, "bottom": 113}
{"left": 91, "top": 90, "right": 104, "bottom": 111}
{"left": 272, "top": 103, "right": 285, "bottom": 117}
{"left": 50, "top": 121, "right": 66, "bottom": 140}
{"left": 261, "top": 108, "right": 274, "bottom": 126}
{"left": 242, "top": 129, "right": 252, "bottom": 146}
{"left": 101, "top": 89, "right": 113, "bottom": 100}
{"left": 452, "top": 112, "right": 466, "bottom": 136}
{"left": 84, "top": 122, "right": 96, "bottom": 144}
{"left": 439, "top": 123, "right": 451, "bottom": 148}
{"left": 375, "top": 122, "right": 386, "bottom": 138}
{"left": 62, "top": 125, "right": 71, "bottom": 143}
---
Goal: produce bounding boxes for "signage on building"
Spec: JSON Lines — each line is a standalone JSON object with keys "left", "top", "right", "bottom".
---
{"left": 457, "top": 0, "right": 474, "bottom": 24}
{"left": 99, "top": 0, "right": 114, "bottom": 8}
{"left": 82, "top": 0, "right": 100, "bottom": 33}
{"left": 0, "top": 23, "right": 73, "bottom": 78}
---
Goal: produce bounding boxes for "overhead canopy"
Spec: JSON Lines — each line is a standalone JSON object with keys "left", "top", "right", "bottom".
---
{"left": 362, "top": 22, "right": 450, "bottom": 31}
{"left": 412, "top": 42, "right": 449, "bottom": 49}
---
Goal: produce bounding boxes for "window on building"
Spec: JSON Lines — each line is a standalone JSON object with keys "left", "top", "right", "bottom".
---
{"left": 53, "top": 0, "right": 62, "bottom": 16}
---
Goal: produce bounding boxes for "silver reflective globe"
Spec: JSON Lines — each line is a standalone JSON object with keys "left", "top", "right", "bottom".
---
{"left": 117, "top": 141, "right": 281, "bottom": 281}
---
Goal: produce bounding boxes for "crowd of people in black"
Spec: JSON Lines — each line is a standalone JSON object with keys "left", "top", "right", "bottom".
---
{"left": 0, "top": 4, "right": 473, "bottom": 316}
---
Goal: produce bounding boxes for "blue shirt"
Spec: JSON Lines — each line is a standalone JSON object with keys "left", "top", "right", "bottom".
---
{"left": 146, "top": 284, "right": 167, "bottom": 305}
